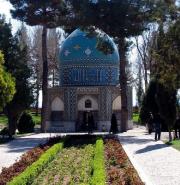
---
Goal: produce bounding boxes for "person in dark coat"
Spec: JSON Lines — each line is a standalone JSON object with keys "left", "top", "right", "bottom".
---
{"left": 174, "top": 117, "right": 180, "bottom": 139}
{"left": 147, "top": 113, "right": 153, "bottom": 134}
{"left": 153, "top": 113, "right": 162, "bottom": 141}
{"left": 110, "top": 113, "right": 118, "bottom": 134}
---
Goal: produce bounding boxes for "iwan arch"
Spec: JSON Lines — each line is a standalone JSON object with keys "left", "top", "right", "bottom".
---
{"left": 43, "top": 29, "right": 132, "bottom": 132}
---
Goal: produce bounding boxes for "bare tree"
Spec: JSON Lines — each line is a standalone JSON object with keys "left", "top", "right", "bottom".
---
{"left": 47, "top": 29, "right": 62, "bottom": 87}
{"left": 29, "top": 27, "right": 62, "bottom": 115}
{"left": 29, "top": 26, "right": 43, "bottom": 115}
{"left": 134, "top": 25, "right": 158, "bottom": 91}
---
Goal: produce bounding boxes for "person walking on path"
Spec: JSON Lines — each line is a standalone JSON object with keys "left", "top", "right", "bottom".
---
{"left": 154, "top": 113, "right": 162, "bottom": 141}
{"left": 174, "top": 117, "right": 180, "bottom": 139}
{"left": 147, "top": 113, "right": 153, "bottom": 134}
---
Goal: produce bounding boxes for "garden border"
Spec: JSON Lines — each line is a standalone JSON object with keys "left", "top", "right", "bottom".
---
{"left": 91, "top": 138, "right": 106, "bottom": 185}
{"left": 8, "top": 141, "right": 64, "bottom": 185}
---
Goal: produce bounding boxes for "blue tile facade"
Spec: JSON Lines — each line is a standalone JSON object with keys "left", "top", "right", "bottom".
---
{"left": 59, "top": 29, "right": 120, "bottom": 86}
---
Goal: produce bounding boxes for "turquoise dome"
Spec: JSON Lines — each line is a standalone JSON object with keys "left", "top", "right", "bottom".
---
{"left": 59, "top": 29, "right": 119, "bottom": 86}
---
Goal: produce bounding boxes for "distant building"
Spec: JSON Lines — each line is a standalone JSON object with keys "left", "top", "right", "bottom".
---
{"left": 43, "top": 29, "right": 132, "bottom": 132}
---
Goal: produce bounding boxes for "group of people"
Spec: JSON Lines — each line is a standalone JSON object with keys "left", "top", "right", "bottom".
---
{"left": 147, "top": 113, "right": 180, "bottom": 141}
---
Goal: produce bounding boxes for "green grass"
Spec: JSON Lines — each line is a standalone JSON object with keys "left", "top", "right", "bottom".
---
{"left": 166, "top": 139, "right": 180, "bottom": 151}
{"left": 30, "top": 112, "right": 41, "bottom": 125}
{"left": 0, "top": 115, "right": 8, "bottom": 126}
{"left": 0, "top": 112, "right": 41, "bottom": 126}
{"left": 133, "top": 113, "right": 139, "bottom": 123}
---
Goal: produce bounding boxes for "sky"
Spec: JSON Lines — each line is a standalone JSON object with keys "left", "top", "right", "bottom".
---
{"left": 0, "top": 0, "right": 21, "bottom": 33}
{"left": 0, "top": 0, "right": 138, "bottom": 107}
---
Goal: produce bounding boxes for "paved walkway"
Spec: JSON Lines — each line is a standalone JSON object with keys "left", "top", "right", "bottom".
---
{"left": 1, "top": 128, "right": 180, "bottom": 185}
{"left": 0, "top": 132, "right": 107, "bottom": 172}
{"left": 118, "top": 126, "right": 180, "bottom": 185}
{"left": 0, "top": 133, "right": 57, "bottom": 172}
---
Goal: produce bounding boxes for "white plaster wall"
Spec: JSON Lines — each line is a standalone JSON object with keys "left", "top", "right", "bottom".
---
{"left": 112, "top": 96, "right": 121, "bottom": 110}
{"left": 51, "top": 97, "right": 64, "bottom": 111}
{"left": 78, "top": 95, "right": 98, "bottom": 111}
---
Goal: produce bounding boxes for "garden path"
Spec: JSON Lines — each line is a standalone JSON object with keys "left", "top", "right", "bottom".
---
{"left": 0, "top": 133, "right": 58, "bottom": 172}
{"left": 118, "top": 126, "right": 180, "bottom": 185}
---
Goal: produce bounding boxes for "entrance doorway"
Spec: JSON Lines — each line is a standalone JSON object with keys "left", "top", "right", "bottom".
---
{"left": 76, "top": 111, "right": 97, "bottom": 132}
{"left": 77, "top": 95, "right": 98, "bottom": 132}
{"left": 82, "top": 111, "right": 94, "bottom": 132}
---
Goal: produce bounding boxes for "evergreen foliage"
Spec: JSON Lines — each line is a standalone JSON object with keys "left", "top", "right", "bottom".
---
{"left": 0, "top": 15, "right": 33, "bottom": 136}
{"left": 152, "top": 20, "right": 180, "bottom": 90}
{"left": 140, "top": 78, "right": 177, "bottom": 139}
{"left": 17, "top": 112, "right": 35, "bottom": 133}
{"left": 0, "top": 51, "right": 15, "bottom": 110}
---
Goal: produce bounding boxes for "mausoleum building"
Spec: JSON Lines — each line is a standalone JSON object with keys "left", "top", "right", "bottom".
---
{"left": 44, "top": 29, "right": 132, "bottom": 132}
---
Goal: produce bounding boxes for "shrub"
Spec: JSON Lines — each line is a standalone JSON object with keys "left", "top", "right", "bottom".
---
{"left": 0, "top": 127, "right": 10, "bottom": 138}
{"left": 8, "top": 142, "right": 64, "bottom": 185}
{"left": 91, "top": 138, "right": 106, "bottom": 185}
{"left": 17, "top": 112, "right": 35, "bottom": 133}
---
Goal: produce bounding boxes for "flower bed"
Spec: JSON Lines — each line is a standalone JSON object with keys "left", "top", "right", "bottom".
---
{"left": 32, "top": 144, "right": 95, "bottom": 185}
{"left": 8, "top": 141, "right": 64, "bottom": 185}
{"left": 0, "top": 137, "right": 63, "bottom": 185}
{"left": 105, "top": 138, "right": 144, "bottom": 185}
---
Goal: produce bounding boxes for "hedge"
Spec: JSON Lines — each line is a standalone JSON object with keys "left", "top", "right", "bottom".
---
{"left": 91, "top": 138, "right": 106, "bottom": 185}
{"left": 8, "top": 142, "right": 64, "bottom": 185}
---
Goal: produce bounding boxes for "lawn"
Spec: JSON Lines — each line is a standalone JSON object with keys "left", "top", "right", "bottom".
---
{"left": 166, "top": 139, "right": 180, "bottom": 151}
{"left": 30, "top": 112, "right": 41, "bottom": 125}
{"left": 0, "top": 112, "right": 41, "bottom": 127}
{"left": 133, "top": 113, "right": 139, "bottom": 123}
{"left": 0, "top": 115, "right": 8, "bottom": 126}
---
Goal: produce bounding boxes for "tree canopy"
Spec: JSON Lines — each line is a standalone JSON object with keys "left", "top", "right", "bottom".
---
{"left": 0, "top": 51, "right": 15, "bottom": 110}
{"left": 0, "top": 15, "right": 33, "bottom": 135}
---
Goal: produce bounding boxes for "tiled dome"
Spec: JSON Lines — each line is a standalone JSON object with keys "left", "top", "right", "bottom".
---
{"left": 59, "top": 29, "right": 119, "bottom": 86}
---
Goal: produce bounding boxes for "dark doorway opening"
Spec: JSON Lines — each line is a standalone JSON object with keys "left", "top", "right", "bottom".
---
{"left": 76, "top": 111, "right": 97, "bottom": 132}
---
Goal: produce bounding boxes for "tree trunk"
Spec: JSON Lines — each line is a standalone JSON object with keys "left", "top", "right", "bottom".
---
{"left": 119, "top": 38, "right": 128, "bottom": 132}
{"left": 144, "top": 62, "right": 148, "bottom": 91}
{"left": 168, "top": 126, "right": 172, "bottom": 142}
{"left": 41, "top": 25, "right": 48, "bottom": 132}
{"left": 35, "top": 83, "right": 40, "bottom": 116}
{"left": 5, "top": 107, "right": 20, "bottom": 137}
{"left": 52, "top": 69, "right": 55, "bottom": 87}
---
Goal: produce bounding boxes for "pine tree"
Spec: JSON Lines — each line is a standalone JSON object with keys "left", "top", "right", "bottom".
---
{"left": 0, "top": 51, "right": 15, "bottom": 110}
{"left": 0, "top": 15, "right": 33, "bottom": 136}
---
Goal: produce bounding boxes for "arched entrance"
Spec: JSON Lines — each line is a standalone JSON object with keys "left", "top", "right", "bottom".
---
{"left": 77, "top": 95, "right": 98, "bottom": 132}
{"left": 51, "top": 97, "right": 64, "bottom": 121}
{"left": 112, "top": 96, "right": 121, "bottom": 128}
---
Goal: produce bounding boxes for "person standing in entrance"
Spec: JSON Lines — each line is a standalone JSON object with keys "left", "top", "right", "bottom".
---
{"left": 154, "top": 113, "right": 162, "bottom": 141}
